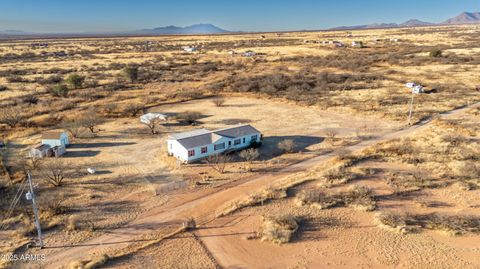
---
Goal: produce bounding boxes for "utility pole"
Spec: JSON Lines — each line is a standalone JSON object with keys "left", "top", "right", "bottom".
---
{"left": 26, "top": 173, "right": 44, "bottom": 249}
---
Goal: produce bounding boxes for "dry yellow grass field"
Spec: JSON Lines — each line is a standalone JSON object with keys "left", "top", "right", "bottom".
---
{"left": 0, "top": 24, "right": 479, "bottom": 269}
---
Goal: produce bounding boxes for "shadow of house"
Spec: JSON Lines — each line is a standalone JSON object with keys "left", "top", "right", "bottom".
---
{"left": 259, "top": 135, "right": 325, "bottom": 160}
{"left": 63, "top": 150, "right": 100, "bottom": 158}
{"left": 69, "top": 142, "right": 136, "bottom": 148}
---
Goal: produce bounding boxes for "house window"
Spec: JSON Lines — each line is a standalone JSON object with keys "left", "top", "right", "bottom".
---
{"left": 228, "top": 141, "right": 232, "bottom": 146}
{"left": 251, "top": 135, "right": 258, "bottom": 142}
{"left": 243, "top": 137, "right": 246, "bottom": 143}
{"left": 188, "top": 149, "right": 195, "bottom": 157}
{"left": 201, "top": 147, "right": 208, "bottom": 154}
{"left": 234, "top": 139, "right": 241, "bottom": 145}
{"left": 214, "top": 143, "right": 225, "bottom": 151}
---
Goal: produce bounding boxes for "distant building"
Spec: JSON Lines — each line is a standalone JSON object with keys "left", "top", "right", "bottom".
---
{"left": 42, "top": 130, "right": 69, "bottom": 148}
{"left": 183, "top": 46, "right": 198, "bottom": 53}
{"left": 29, "top": 144, "right": 51, "bottom": 158}
{"left": 242, "top": 51, "right": 256, "bottom": 57}
{"left": 167, "top": 124, "right": 262, "bottom": 163}
{"left": 352, "top": 41, "right": 364, "bottom": 48}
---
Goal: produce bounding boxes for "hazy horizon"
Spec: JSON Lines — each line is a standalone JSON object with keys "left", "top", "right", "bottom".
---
{"left": 0, "top": 0, "right": 478, "bottom": 33}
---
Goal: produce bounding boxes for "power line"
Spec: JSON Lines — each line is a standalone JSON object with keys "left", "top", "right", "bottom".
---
{"left": 0, "top": 179, "right": 28, "bottom": 230}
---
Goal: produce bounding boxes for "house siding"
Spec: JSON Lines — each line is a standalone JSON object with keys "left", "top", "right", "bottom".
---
{"left": 168, "top": 131, "right": 261, "bottom": 163}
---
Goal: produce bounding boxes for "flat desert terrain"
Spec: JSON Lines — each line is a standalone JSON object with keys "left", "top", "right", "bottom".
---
{"left": 0, "top": 24, "right": 479, "bottom": 269}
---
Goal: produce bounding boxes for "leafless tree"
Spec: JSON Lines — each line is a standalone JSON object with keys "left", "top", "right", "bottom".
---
{"left": 278, "top": 139, "right": 296, "bottom": 153}
{"left": 142, "top": 117, "right": 164, "bottom": 134}
{"left": 239, "top": 148, "right": 260, "bottom": 171}
{"left": 325, "top": 129, "right": 338, "bottom": 145}
{"left": 212, "top": 96, "right": 225, "bottom": 107}
{"left": 206, "top": 154, "right": 231, "bottom": 174}
{"left": 123, "top": 103, "right": 145, "bottom": 117}
{"left": 79, "top": 108, "right": 104, "bottom": 133}
{"left": 61, "top": 118, "right": 84, "bottom": 138}
{"left": 42, "top": 159, "right": 67, "bottom": 187}
{"left": 24, "top": 155, "right": 43, "bottom": 171}
{"left": 0, "top": 107, "right": 24, "bottom": 128}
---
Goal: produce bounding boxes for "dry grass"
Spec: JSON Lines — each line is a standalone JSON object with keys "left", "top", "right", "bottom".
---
{"left": 260, "top": 214, "right": 299, "bottom": 244}
{"left": 375, "top": 212, "right": 480, "bottom": 236}
{"left": 296, "top": 185, "right": 376, "bottom": 211}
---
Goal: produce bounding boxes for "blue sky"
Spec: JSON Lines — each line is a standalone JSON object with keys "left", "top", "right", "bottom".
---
{"left": 0, "top": 0, "right": 477, "bottom": 32}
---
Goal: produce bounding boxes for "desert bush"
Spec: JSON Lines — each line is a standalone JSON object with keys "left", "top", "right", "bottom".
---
{"left": 176, "top": 111, "right": 202, "bottom": 125}
{"left": 278, "top": 139, "right": 296, "bottom": 153}
{"left": 0, "top": 106, "right": 24, "bottom": 128}
{"left": 429, "top": 49, "right": 443, "bottom": 58}
{"left": 375, "top": 212, "right": 480, "bottom": 236}
{"left": 296, "top": 185, "right": 376, "bottom": 211}
{"left": 206, "top": 154, "right": 231, "bottom": 174}
{"left": 386, "top": 172, "right": 441, "bottom": 195}
{"left": 22, "top": 94, "right": 39, "bottom": 104}
{"left": 239, "top": 148, "right": 260, "bottom": 171}
{"left": 50, "top": 84, "right": 69, "bottom": 97}
{"left": 122, "top": 66, "right": 139, "bottom": 83}
{"left": 261, "top": 215, "right": 298, "bottom": 244}
{"left": 212, "top": 96, "right": 225, "bottom": 107}
{"left": 65, "top": 74, "right": 85, "bottom": 89}
{"left": 61, "top": 118, "right": 85, "bottom": 138}
{"left": 78, "top": 108, "right": 104, "bottom": 133}
{"left": 122, "top": 103, "right": 145, "bottom": 117}
{"left": 0, "top": 85, "right": 8, "bottom": 91}
{"left": 41, "top": 159, "right": 68, "bottom": 187}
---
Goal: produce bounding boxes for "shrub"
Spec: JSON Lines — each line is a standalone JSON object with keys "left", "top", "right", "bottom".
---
{"left": 177, "top": 111, "right": 202, "bottom": 124}
{"left": 212, "top": 96, "right": 225, "bottom": 107}
{"left": 278, "top": 139, "right": 296, "bottom": 153}
{"left": 122, "top": 66, "right": 139, "bottom": 83}
{"left": 0, "top": 107, "right": 24, "bottom": 128}
{"left": 261, "top": 215, "right": 298, "bottom": 244}
{"left": 429, "top": 49, "right": 443, "bottom": 58}
{"left": 50, "top": 84, "right": 69, "bottom": 97}
{"left": 65, "top": 74, "right": 85, "bottom": 89}
{"left": 0, "top": 85, "right": 8, "bottom": 91}
{"left": 122, "top": 103, "right": 145, "bottom": 117}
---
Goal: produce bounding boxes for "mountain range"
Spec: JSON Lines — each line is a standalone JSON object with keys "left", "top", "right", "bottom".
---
{"left": 1, "top": 12, "right": 479, "bottom": 37}
{"left": 332, "top": 12, "right": 480, "bottom": 30}
{"left": 135, "top": 24, "right": 230, "bottom": 35}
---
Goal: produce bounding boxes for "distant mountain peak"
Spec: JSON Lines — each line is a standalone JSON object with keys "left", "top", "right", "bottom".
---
{"left": 138, "top": 24, "right": 230, "bottom": 35}
{"left": 443, "top": 12, "right": 480, "bottom": 24}
{"left": 400, "top": 19, "right": 434, "bottom": 27}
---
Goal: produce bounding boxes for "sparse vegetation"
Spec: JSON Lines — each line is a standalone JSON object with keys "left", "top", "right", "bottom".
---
{"left": 261, "top": 214, "right": 299, "bottom": 244}
{"left": 277, "top": 139, "right": 296, "bottom": 153}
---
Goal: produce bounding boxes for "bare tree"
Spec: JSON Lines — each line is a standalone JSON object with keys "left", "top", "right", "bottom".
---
{"left": 206, "top": 154, "right": 231, "bottom": 174}
{"left": 79, "top": 108, "right": 104, "bottom": 133}
{"left": 278, "top": 139, "right": 296, "bottom": 153}
{"left": 325, "top": 129, "right": 338, "bottom": 145}
{"left": 212, "top": 96, "right": 225, "bottom": 107}
{"left": 239, "top": 148, "right": 260, "bottom": 171}
{"left": 123, "top": 103, "right": 145, "bottom": 117}
{"left": 42, "top": 159, "right": 67, "bottom": 187}
{"left": 142, "top": 117, "right": 164, "bottom": 134}
{"left": 61, "top": 118, "right": 84, "bottom": 138}
{"left": 0, "top": 107, "right": 24, "bottom": 128}
{"left": 24, "top": 155, "right": 43, "bottom": 171}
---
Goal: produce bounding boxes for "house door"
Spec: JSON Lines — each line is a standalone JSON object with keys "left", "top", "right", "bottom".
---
{"left": 228, "top": 141, "right": 232, "bottom": 148}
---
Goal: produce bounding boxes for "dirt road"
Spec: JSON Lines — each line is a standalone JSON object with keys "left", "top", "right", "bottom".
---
{"left": 40, "top": 102, "right": 479, "bottom": 268}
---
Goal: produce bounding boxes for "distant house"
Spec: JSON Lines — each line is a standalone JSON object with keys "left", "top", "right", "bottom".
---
{"left": 167, "top": 124, "right": 262, "bottom": 163}
{"left": 29, "top": 144, "right": 51, "bottom": 158}
{"left": 352, "top": 41, "right": 364, "bottom": 48}
{"left": 28, "top": 144, "right": 65, "bottom": 158}
{"left": 412, "top": 85, "right": 425, "bottom": 94}
{"left": 183, "top": 46, "right": 198, "bottom": 53}
{"left": 42, "top": 131, "right": 69, "bottom": 148}
{"left": 242, "top": 51, "right": 256, "bottom": 57}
